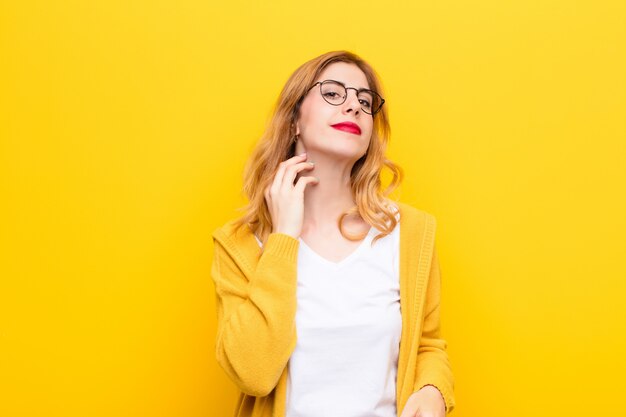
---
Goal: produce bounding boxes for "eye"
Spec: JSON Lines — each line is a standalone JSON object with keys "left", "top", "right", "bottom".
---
{"left": 359, "top": 99, "right": 372, "bottom": 108}
{"left": 323, "top": 92, "right": 339, "bottom": 98}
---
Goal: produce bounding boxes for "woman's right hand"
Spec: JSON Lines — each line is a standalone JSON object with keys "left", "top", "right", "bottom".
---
{"left": 264, "top": 153, "right": 319, "bottom": 239}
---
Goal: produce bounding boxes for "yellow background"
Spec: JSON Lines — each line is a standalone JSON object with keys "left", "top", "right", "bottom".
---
{"left": 1, "top": 1, "right": 625, "bottom": 416}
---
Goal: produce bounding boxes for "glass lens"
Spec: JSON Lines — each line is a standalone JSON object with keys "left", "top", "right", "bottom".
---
{"left": 320, "top": 81, "right": 346, "bottom": 105}
{"left": 357, "top": 90, "right": 375, "bottom": 114}
{"left": 318, "top": 80, "right": 383, "bottom": 115}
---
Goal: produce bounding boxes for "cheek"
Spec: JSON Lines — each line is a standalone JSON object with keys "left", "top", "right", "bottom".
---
{"left": 300, "top": 105, "right": 336, "bottom": 136}
{"left": 299, "top": 99, "right": 327, "bottom": 130}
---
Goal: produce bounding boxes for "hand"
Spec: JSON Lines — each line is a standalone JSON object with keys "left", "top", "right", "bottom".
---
{"left": 264, "top": 153, "right": 318, "bottom": 239}
{"left": 399, "top": 385, "right": 446, "bottom": 417}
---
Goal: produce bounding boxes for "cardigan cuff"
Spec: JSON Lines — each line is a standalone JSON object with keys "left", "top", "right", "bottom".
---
{"left": 415, "top": 381, "right": 455, "bottom": 414}
{"left": 263, "top": 233, "right": 299, "bottom": 262}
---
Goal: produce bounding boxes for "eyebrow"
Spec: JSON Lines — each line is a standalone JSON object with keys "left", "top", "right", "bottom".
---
{"left": 331, "top": 79, "right": 373, "bottom": 92}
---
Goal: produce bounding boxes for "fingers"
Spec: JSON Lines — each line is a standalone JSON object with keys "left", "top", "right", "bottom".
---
{"left": 264, "top": 153, "right": 317, "bottom": 239}
{"left": 294, "top": 175, "right": 319, "bottom": 194}
{"left": 272, "top": 153, "right": 307, "bottom": 192}
{"left": 266, "top": 157, "right": 316, "bottom": 200}
{"left": 283, "top": 161, "right": 316, "bottom": 190}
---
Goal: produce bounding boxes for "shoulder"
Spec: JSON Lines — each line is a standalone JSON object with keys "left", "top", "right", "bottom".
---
{"left": 212, "top": 217, "right": 242, "bottom": 237}
{"left": 394, "top": 201, "right": 437, "bottom": 226}
{"left": 211, "top": 216, "right": 252, "bottom": 247}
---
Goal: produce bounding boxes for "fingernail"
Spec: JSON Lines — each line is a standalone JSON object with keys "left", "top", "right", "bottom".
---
{"left": 299, "top": 152, "right": 307, "bottom": 156}
{"left": 308, "top": 161, "right": 315, "bottom": 165}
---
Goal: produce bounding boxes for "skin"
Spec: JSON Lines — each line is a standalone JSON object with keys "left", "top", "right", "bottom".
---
{"left": 265, "top": 61, "right": 374, "bottom": 261}
{"left": 399, "top": 385, "right": 446, "bottom": 417}
{"left": 263, "top": 62, "right": 446, "bottom": 416}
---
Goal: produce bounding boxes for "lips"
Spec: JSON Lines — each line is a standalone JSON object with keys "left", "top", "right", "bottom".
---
{"left": 331, "top": 122, "right": 361, "bottom": 135}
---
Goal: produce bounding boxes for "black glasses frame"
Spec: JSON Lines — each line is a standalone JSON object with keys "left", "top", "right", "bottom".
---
{"left": 307, "top": 79, "right": 385, "bottom": 116}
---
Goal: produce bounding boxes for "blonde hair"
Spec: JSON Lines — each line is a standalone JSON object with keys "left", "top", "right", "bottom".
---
{"left": 232, "top": 50, "right": 403, "bottom": 246}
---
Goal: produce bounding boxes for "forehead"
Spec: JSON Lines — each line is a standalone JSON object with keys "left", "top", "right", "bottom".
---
{"left": 316, "top": 62, "right": 370, "bottom": 90}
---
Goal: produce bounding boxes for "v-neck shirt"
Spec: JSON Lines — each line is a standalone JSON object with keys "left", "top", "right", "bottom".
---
{"left": 254, "top": 218, "right": 401, "bottom": 417}
{"left": 297, "top": 226, "right": 375, "bottom": 270}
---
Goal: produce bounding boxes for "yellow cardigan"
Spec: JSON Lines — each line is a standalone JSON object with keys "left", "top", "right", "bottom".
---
{"left": 210, "top": 201, "right": 456, "bottom": 416}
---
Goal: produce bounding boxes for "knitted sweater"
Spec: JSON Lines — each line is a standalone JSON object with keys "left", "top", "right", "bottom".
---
{"left": 210, "top": 201, "right": 456, "bottom": 416}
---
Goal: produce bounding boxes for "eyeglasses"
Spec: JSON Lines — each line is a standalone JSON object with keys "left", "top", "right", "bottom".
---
{"left": 307, "top": 79, "right": 385, "bottom": 116}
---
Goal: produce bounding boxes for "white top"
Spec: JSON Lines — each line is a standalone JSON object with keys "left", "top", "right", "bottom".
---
{"left": 255, "top": 217, "right": 401, "bottom": 417}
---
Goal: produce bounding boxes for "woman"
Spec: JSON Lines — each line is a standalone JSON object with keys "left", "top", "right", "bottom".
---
{"left": 211, "top": 50, "right": 456, "bottom": 417}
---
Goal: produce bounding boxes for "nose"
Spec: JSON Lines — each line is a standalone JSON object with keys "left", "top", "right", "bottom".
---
{"left": 343, "top": 88, "right": 361, "bottom": 114}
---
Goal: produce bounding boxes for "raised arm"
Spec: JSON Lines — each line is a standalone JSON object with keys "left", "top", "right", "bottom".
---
{"left": 211, "top": 232, "right": 299, "bottom": 397}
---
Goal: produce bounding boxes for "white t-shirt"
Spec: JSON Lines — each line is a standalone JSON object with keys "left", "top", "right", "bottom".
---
{"left": 255, "top": 219, "right": 401, "bottom": 417}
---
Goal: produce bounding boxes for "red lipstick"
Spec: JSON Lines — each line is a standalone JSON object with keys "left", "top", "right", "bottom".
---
{"left": 331, "top": 122, "right": 361, "bottom": 135}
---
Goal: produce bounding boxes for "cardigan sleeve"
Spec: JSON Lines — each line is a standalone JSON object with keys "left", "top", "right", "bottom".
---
{"left": 413, "top": 244, "right": 456, "bottom": 414}
{"left": 211, "top": 232, "right": 299, "bottom": 397}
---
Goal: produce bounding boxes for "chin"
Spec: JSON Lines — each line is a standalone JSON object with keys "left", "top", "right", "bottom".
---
{"left": 327, "top": 148, "right": 367, "bottom": 162}
{"left": 306, "top": 136, "right": 368, "bottom": 157}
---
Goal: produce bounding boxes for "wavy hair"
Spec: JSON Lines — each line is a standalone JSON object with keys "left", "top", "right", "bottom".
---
{"left": 232, "top": 50, "right": 404, "bottom": 247}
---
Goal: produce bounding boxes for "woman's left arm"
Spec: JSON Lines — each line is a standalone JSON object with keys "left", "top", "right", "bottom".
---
{"left": 401, "top": 245, "right": 456, "bottom": 416}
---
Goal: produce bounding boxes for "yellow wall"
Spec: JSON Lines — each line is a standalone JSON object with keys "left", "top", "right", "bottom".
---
{"left": 1, "top": 1, "right": 624, "bottom": 416}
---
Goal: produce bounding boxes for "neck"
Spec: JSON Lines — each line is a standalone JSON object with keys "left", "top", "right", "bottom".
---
{"left": 297, "top": 152, "right": 359, "bottom": 234}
